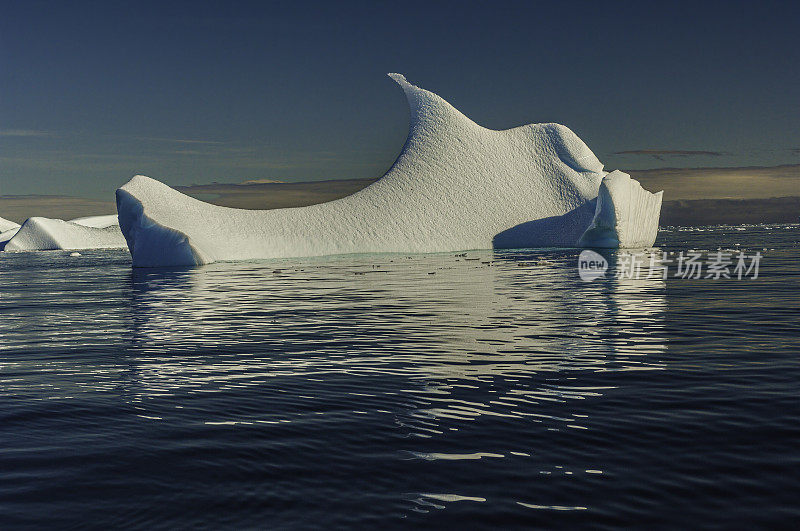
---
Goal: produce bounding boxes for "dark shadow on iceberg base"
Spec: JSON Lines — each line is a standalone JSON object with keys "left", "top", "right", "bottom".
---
{"left": 492, "top": 200, "right": 596, "bottom": 249}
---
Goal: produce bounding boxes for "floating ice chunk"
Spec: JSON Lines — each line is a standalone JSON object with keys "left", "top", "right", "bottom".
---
{"left": 577, "top": 171, "right": 663, "bottom": 248}
{"left": 3, "top": 216, "right": 125, "bottom": 251}
{"left": 116, "top": 74, "right": 662, "bottom": 267}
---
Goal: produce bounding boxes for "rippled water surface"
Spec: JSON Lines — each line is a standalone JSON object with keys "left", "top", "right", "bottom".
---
{"left": 2, "top": 225, "right": 799, "bottom": 528}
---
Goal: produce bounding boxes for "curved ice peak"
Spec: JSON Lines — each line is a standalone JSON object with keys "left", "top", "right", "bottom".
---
{"left": 116, "top": 74, "right": 661, "bottom": 267}
{"left": 386, "top": 73, "right": 604, "bottom": 176}
{"left": 387, "top": 72, "right": 472, "bottom": 132}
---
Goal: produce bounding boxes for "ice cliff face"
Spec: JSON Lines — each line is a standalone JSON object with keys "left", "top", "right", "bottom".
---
{"left": 117, "top": 74, "right": 662, "bottom": 267}
{"left": 578, "top": 171, "right": 663, "bottom": 248}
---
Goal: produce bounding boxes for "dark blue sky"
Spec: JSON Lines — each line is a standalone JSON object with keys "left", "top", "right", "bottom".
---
{"left": 1, "top": 0, "right": 798, "bottom": 198}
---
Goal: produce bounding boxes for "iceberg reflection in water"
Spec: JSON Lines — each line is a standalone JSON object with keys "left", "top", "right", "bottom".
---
{"left": 125, "top": 251, "right": 666, "bottom": 401}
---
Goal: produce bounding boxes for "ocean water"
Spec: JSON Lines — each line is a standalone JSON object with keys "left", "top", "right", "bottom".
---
{"left": 1, "top": 225, "right": 799, "bottom": 529}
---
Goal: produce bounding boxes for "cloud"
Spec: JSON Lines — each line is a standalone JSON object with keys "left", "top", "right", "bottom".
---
{"left": 132, "top": 136, "right": 225, "bottom": 145}
{"left": 614, "top": 149, "right": 725, "bottom": 161}
{"left": 627, "top": 163, "right": 800, "bottom": 200}
{"left": 661, "top": 196, "right": 800, "bottom": 226}
{"left": 239, "top": 178, "right": 285, "bottom": 184}
{"left": 170, "top": 149, "right": 208, "bottom": 156}
{"left": 0, "top": 129, "right": 53, "bottom": 138}
{"left": 0, "top": 128, "right": 223, "bottom": 144}
{"left": 0, "top": 195, "right": 116, "bottom": 223}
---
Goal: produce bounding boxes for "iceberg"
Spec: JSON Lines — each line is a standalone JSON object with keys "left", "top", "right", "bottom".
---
{"left": 0, "top": 217, "right": 21, "bottom": 251}
{"left": 3, "top": 215, "right": 125, "bottom": 251}
{"left": 117, "top": 74, "right": 663, "bottom": 267}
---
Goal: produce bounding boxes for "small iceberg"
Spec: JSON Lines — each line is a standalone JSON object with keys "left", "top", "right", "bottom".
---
{"left": 3, "top": 215, "right": 125, "bottom": 251}
{"left": 116, "top": 74, "right": 663, "bottom": 267}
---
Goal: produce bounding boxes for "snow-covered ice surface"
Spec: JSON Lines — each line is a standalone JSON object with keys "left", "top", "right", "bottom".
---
{"left": 3, "top": 215, "right": 125, "bottom": 252}
{"left": 70, "top": 215, "right": 119, "bottom": 229}
{"left": 578, "top": 171, "right": 663, "bottom": 248}
{"left": 0, "top": 228, "right": 21, "bottom": 251}
{"left": 0, "top": 216, "right": 19, "bottom": 233}
{"left": 117, "top": 74, "right": 663, "bottom": 267}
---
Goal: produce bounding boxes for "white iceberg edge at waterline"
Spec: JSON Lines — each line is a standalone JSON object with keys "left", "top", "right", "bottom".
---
{"left": 0, "top": 217, "right": 22, "bottom": 250}
{"left": 578, "top": 171, "right": 663, "bottom": 248}
{"left": 0, "top": 228, "right": 20, "bottom": 250}
{"left": 2, "top": 215, "right": 125, "bottom": 251}
{"left": 116, "top": 74, "right": 663, "bottom": 267}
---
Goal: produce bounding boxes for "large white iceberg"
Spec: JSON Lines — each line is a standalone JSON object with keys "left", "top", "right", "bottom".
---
{"left": 3, "top": 215, "right": 125, "bottom": 251}
{"left": 117, "top": 74, "right": 662, "bottom": 267}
